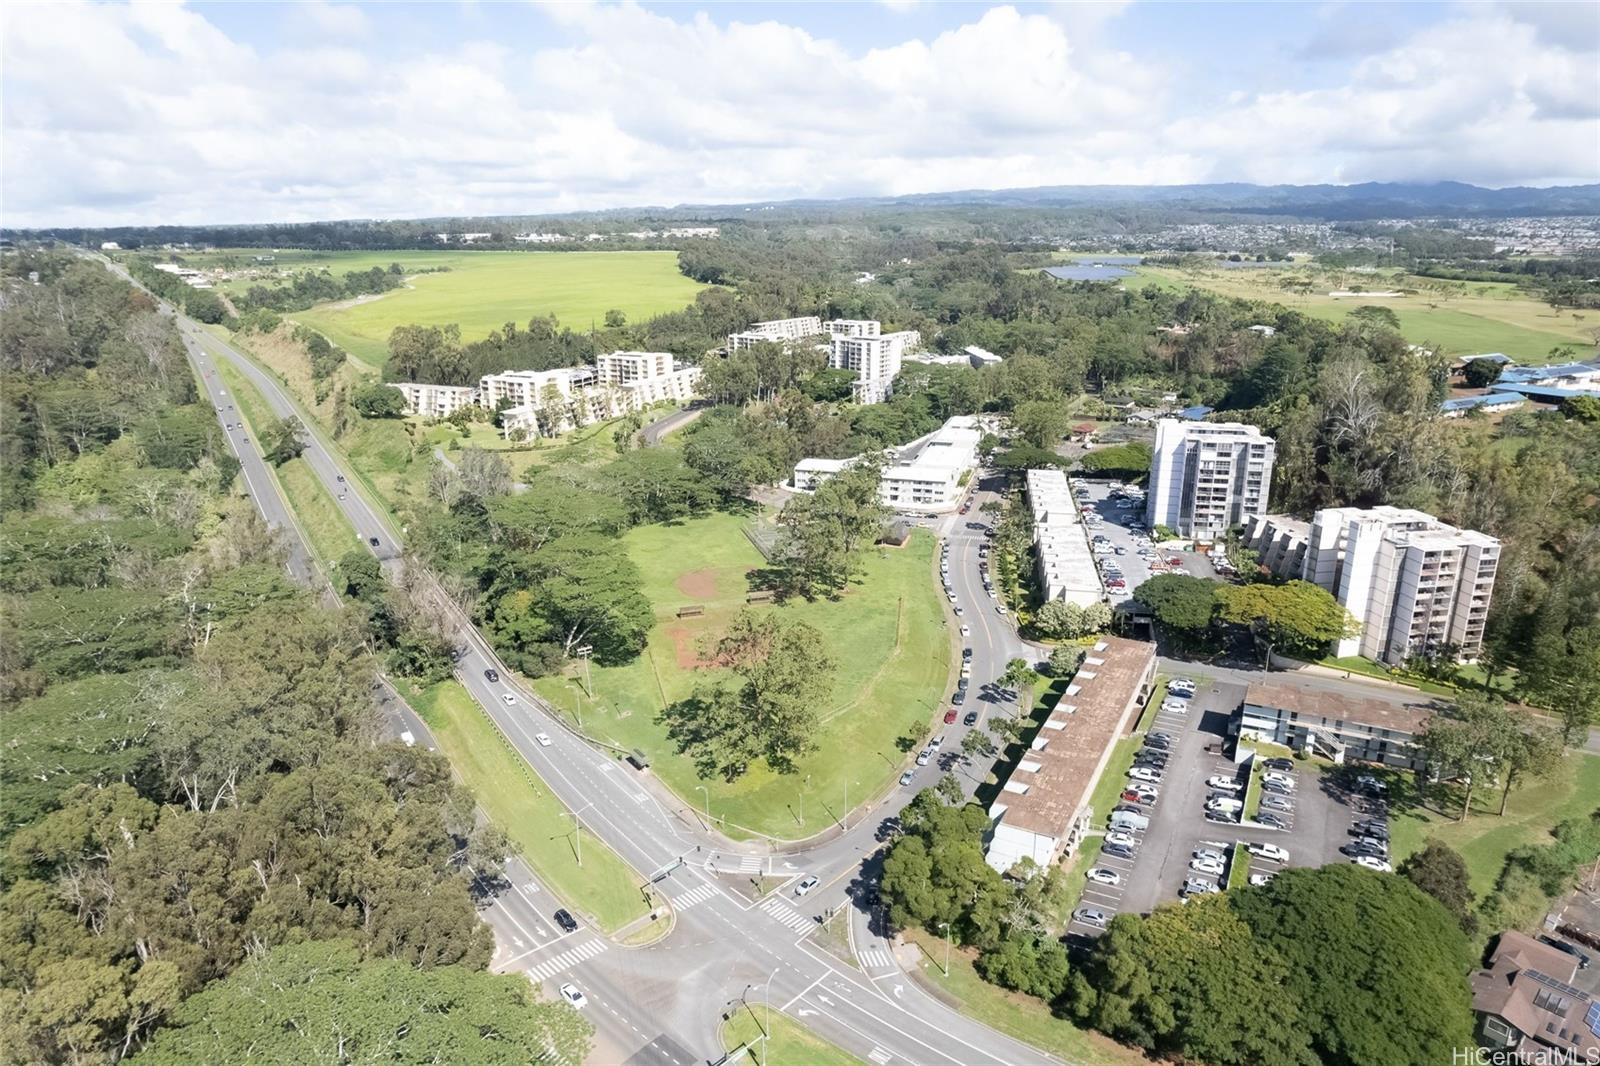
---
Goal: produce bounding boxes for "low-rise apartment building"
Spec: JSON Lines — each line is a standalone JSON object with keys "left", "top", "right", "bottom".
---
{"left": 1236, "top": 679, "right": 1431, "bottom": 769}
{"left": 986, "top": 638, "right": 1157, "bottom": 872}
{"left": 1025, "top": 469, "right": 1102, "bottom": 607}
{"left": 394, "top": 382, "right": 480, "bottom": 419}
{"left": 1472, "top": 931, "right": 1600, "bottom": 1058}
{"left": 1145, "top": 418, "right": 1275, "bottom": 539}
{"left": 789, "top": 416, "right": 979, "bottom": 513}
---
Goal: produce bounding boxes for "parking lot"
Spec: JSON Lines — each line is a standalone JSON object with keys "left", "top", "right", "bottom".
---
{"left": 1071, "top": 479, "right": 1213, "bottom": 607}
{"left": 1070, "top": 673, "right": 1371, "bottom": 935}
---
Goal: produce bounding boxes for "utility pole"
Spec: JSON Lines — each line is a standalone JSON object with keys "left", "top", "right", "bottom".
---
{"left": 696, "top": 785, "right": 711, "bottom": 828}
{"left": 940, "top": 921, "right": 952, "bottom": 978}
{"left": 563, "top": 802, "right": 594, "bottom": 866}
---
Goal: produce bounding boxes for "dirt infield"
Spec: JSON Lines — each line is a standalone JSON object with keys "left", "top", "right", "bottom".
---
{"left": 666, "top": 622, "right": 713, "bottom": 671}
{"left": 675, "top": 567, "right": 720, "bottom": 600}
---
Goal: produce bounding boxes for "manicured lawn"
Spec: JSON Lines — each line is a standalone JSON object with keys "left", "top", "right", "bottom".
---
{"left": 281, "top": 250, "right": 707, "bottom": 366}
{"left": 402, "top": 679, "right": 652, "bottom": 933}
{"left": 902, "top": 928, "right": 1148, "bottom": 1066}
{"left": 431, "top": 412, "right": 636, "bottom": 478}
{"left": 1383, "top": 753, "right": 1600, "bottom": 898}
{"left": 532, "top": 512, "right": 951, "bottom": 839}
{"left": 1227, "top": 843, "right": 1251, "bottom": 891}
{"left": 722, "top": 1008, "right": 863, "bottom": 1066}
{"left": 1126, "top": 265, "right": 1592, "bottom": 362}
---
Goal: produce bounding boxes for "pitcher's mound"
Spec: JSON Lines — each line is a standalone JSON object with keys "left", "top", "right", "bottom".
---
{"left": 675, "top": 568, "right": 718, "bottom": 600}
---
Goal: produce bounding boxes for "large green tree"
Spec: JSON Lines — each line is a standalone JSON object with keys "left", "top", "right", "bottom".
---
{"left": 775, "top": 458, "right": 888, "bottom": 599}
{"left": 661, "top": 610, "right": 834, "bottom": 779}
{"left": 130, "top": 940, "right": 591, "bottom": 1065}
{"left": 1133, "top": 574, "right": 1220, "bottom": 641}
{"left": 1216, "top": 579, "right": 1357, "bottom": 660}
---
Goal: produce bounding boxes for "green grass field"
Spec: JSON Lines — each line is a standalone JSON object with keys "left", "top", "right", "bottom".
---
{"left": 532, "top": 512, "right": 951, "bottom": 839}
{"left": 221, "top": 250, "right": 709, "bottom": 366}
{"left": 1378, "top": 753, "right": 1600, "bottom": 899}
{"left": 426, "top": 412, "right": 635, "bottom": 479}
{"left": 276, "top": 457, "right": 364, "bottom": 566}
{"left": 1125, "top": 265, "right": 1595, "bottom": 363}
{"left": 722, "top": 1009, "right": 863, "bottom": 1066}
{"left": 902, "top": 928, "right": 1148, "bottom": 1066}
{"left": 402, "top": 679, "right": 652, "bottom": 933}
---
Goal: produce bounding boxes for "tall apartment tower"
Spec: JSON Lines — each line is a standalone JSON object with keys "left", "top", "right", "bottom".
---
{"left": 1144, "top": 419, "right": 1276, "bottom": 538}
{"left": 828, "top": 328, "right": 920, "bottom": 405}
{"left": 1303, "top": 506, "right": 1499, "bottom": 664}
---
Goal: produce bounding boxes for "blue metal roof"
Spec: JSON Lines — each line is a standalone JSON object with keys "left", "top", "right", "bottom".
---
{"left": 1178, "top": 405, "right": 1214, "bottom": 421}
{"left": 1440, "top": 393, "right": 1523, "bottom": 412}
{"left": 1499, "top": 362, "right": 1600, "bottom": 384}
{"left": 1487, "top": 383, "right": 1600, "bottom": 401}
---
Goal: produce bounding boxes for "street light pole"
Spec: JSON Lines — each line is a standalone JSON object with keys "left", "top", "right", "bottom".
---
{"left": 695, "top": 785, "right": 710, "bottom": 827}
{"left": 562, "top": 802, "right": 594, "bottom": 866}
{"left": 940, "top": 921, "right": 951, "bottom": 978}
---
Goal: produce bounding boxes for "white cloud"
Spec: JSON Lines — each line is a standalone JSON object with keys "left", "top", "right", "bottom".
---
{"left": 0, "top": 1, "right": 1594, "bottom": 227}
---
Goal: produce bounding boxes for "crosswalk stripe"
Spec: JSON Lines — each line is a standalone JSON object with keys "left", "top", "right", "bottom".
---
{"left": 859, "top": 947, "right": 894, "bottom": 970}
{"left": 868, "top": 1047, "right": 893, "bottom": 1065}
{"left": 758, "top": 896, "right": 814, "bottom": 931}
{"left": 670, "top": 883, "right": 718, "bottom": 911}
{"left": 524, "top": 939, "right": 608, "bottom": 983}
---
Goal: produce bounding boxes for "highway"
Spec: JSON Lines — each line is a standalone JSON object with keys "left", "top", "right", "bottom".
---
{"left": 108, "top": 260, "right": 1064, "bottom": 1066}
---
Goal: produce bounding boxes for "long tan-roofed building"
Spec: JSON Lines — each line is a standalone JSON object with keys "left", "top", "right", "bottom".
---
{"left": 985, "top": 637, "right": 1156, "bottom": 873}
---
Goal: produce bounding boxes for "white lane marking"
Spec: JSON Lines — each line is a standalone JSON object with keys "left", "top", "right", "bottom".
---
{"left": 524, "top": 938, "right": 608, "bottom": 983}
{"left": 759, "top": 895, "right": 815, "bottom": 932}
{"left": 668, "top": 882, "right": 718, "bottom": 912}
{"left": 869, "top": 1047, "right": 893, "bottom": 1065}
{"left": 858, "top": 947, "right": 894, "bottom": 970}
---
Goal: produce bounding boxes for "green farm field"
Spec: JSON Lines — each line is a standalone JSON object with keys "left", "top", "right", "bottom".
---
{"left": 196, "top": 249, "right": 708, "bottom": 366}
{"left": 532, "top": 512, "right": 952, "bottom": 840}
{"left": 1125, "top": 265, "right": 1596, "bottom": 364}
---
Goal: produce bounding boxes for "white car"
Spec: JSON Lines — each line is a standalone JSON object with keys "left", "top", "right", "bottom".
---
{"left": 1160, "top": 699, "right": 1190, "bottom": 715}
{"left": 1263, "top": 773, "right": 1297, "bottom": 790}
{"left": 1086, "top": 867, "right": 1121, "bottom": 887}
{"left": 1128, "top": 766, "right": 1163, "bottom": 783}
{"left": 1181, "top": 878, "right": 1219, "bottom": 896}
{"left": 1190, "top": 856, "right": 1225, "bottom": 876}
{"left": 1249, "top": 872, "right": 1276, "bottom": 887}
{"left": 995, "top": 605, "right": 1008, "bottom": 617}
{"left": 960, "top": 662, "right": 972, "bottom": 677}
{"left": 795, "top": 875, "right": 820, "bottom": 896}
{"left": 1206, "top": 797, "right": 1244, "bottom": 813}
{"left": 1105, "top": 830, "right": 1137, "bottom": 848}
{"left": 535, "top": 732, "right": 552, "bottom": 747}
{"left": 959, "top": 625, "right": 970, "bottom": 637}
{"left": 1352, "top": 856, "right": 1393, "bottom": 873}
{"left": 1248, "top": 842, "right": 1290, "bottom": 864}
{"left": 1206, "top": 775, "right": 1243, "bottom": 792}
{"left": 559, "top": 983, "right": 587, "bottom": 1009}
{"left": 501, "top": 693, "right": 517, "bottom": 706}
{"left": 1192, "top": 848, "right": 1226, "bottom": 864}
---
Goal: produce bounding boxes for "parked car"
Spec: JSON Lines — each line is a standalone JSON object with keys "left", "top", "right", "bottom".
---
{"left": 899, "top": 770, "right": 914, "bottom": 786}
{"left": 1073, "top": 907, "right": 1110, "bottom": 928}
{"left": 1263, "top": 772, "right": 1297, "bottom": 788}
{"left": 554, "top": 909, "right": 579, "bottom": 932}
{"left": 1206, "top": 797, "right": 1243, "bottom": 813}
{"left": 1206, "top": 775, "right": 1242, "bottom": 791}
{"left": 1256, "top": 812, "right": 1291, "bottom": 830}
{"left": 1352, "top": 856, "right": 1393, "bottom": 873}
{"left": 1262, "top": 781, "right": 1295, "bottom": 797}
{"left": 1190, "top": 857, "right": 1225, "bottom": 876}
{"left": 943, "top": 709, "right": 958, "bottom": 724}
{"left": 1247, "top": 842, "right": 1290, "bottom": 864}
{"left": 1181, "top": 877, "right": 1219, "bottom": 896}
{"left": 1540, "top": 936, "right": 1593, "bottom": 970}
{"left": 1102, "top": 842, "right": 1136, "bottom": 860}
{"left": 1249, "top": 872, "right": 1276, "bottom": 887}
{"left": 1121, "top": 788, "right": 1157, "bottom": 805}
{"left": 1105, "top": 830, "right": 1137, "bottom": 848}
{"left": 1192, "top": 847, "right": 1226, "bottom": 864}
{"left": 1146, "top": 732, "right": 1174, "bottom": 748}
{"left": 1128, "top": 766, "right": 1163, "bottom": 783}
{"left": 1086, "top": 868, "right": 1121, "bottom": 887}
{"left": 1263, "top": 757, "right": 1296, "bottom": 773}
{"left": 915, "top": 750, "right": 931, "bottom": 766}
{"left": 1160, "top": 699, "right": 1190, "bottom": 714}
{"left": 1260, "top": 795, "right": 1295, "bottom": 813}
{"left": 1168, "top": 677, "right": 1196, "bottom": 695}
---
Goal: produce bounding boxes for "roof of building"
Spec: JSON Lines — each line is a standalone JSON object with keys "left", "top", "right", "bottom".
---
{"left": 1243, "top": 679, "right": 1434, "bottom": 737}
{"left": 1458, "top": 352, "right": 1514, "bottom": 365}
{"left": 1487, "top": 383, "right": 1600, "bottom": 401}
{"left": 1472, "top": 931, "right": 1600, "bottom": 1053}
{"left": 990, "top": 637, "right": 1155, "bottom": 839}
{"left": 1499, "top": 362, "right": 1600, "bottom": 384}
{"left": 1440, "top": 392, "right": 1525, "bottom": 412}
{"left": 1178, "top": 405, "right": 1215, "bottom": 421}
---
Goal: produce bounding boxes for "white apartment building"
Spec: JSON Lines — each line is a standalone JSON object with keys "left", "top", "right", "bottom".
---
{"left": 824, "top": 319, "right": 881, "bottom": 338}
{"left": 726, "top": 316, "right": 824, "bottom": 351}
{"left": 479, "top": 367, "right": 600, "bottom": 410}
{"left": 1145, "top": 419, "right": 1275, "bottom": 539}
{"left": 394, "top": 382, "right": 480, "bottom": 419}
{"left": 492, "top": 353, "right": 701, "bottom": 440}
{"left": 829, "top": 328, "right": 920, "bottom": 405}
{"left": 1026, "top": 469, "right": 1102, "bottom": 607}
{"left": 789, "top": 416, "right": 979, "bottom": 513}
{"left": 1304, "top": 506, "right": 1499, "bottom": 664}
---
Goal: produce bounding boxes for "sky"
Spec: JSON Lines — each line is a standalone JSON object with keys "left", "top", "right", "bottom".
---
{"left": 3, "top": 0, "right": 1598, "bottom": 227}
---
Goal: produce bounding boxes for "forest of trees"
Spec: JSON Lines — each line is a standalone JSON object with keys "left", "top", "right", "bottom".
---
{"left": 0, "top": 254, "right": 590, "bottom": 1063}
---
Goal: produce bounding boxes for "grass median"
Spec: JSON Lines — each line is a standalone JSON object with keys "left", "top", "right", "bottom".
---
{"left": 402, "top": 678, "right": 652, "bottom": 933}
{"left": 721, "top": 1008, "right": 862, "bottom": 1066}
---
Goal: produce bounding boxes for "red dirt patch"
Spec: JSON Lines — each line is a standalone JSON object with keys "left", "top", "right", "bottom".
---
{"left": 675, "top": 567, "right": 719, "bottom": 600}
{"left": 666, "top": 623, "right": 714, "bottom": 670}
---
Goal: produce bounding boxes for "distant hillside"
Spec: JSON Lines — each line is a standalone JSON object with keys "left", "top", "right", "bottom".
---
{"left": 683, "top": 181, "right": 1600, "bottom": 221}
